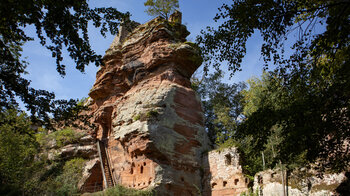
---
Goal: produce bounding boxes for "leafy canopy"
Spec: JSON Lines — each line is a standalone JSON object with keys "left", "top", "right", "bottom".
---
{"left": 198, "top": 0, "right": 350, "bottom": 173}
{"left": 144, "top": 0, "right": 179, "bottom": 19}
{"left": 0, "top": 0, "right": 128, "bottom": 127}
{"left": 0, "top": 109, "right": 39, "bottom": 194}
{"left": 192, "top": 71, "right": 246, "bottom": 145}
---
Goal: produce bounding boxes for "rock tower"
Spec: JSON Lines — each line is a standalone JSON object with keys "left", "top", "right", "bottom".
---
{"left": 84, "top": 13, "right": 211, "bottom": 195}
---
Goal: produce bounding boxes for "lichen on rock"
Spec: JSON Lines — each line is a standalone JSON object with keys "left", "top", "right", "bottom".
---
{"left": 84, "top": 12, "right": 211, "bottom": 195}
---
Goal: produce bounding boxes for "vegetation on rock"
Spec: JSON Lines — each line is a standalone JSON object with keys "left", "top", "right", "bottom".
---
{"left": 0, "top": 109, "right": 88, "bottom": 195}
{"left": 85, "top": 185, "right": 154, "bottom": 196}
{"left": 36, "top": 127, "right": 84, "bottom": 148}
{"left": 144, "top": 0, "right": 179, "bottom": 19}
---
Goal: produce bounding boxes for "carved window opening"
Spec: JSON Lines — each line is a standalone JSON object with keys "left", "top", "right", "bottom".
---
{"left": 212, "top": 182, "right": 217, "bottom": 188}
{"left": 225, "top": 154, "right": 232, "bottom": 165}
{"left": 143, "top": 162, "right": 146, "bottom": 166}
{"left": 130, "top": 168, "right": 133, "bottom": 174}
{"left": 223, "top": 181, "right": 227, "bottom": 187}
{"left": 234, "top": 179, "right": 239, "bottom": 185}
{"left": 140, "top": 166, "right": 144, "bottom": 174}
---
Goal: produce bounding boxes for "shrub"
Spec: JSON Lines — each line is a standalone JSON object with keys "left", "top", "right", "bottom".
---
{"left": 53, "top": 158, "right": 86, "bottom": 195}
{"left": 53, "top": 128, "right": 82, "bottom": 148}
{"left": 36, "top": 128, "right": 83, "bottom": 149}
{"left": 145, "top": 110, "right": 158, "bottom": 119}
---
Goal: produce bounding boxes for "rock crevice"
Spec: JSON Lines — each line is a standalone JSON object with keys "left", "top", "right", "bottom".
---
{"left": 85, "top": 13, "right": 210, "bottom": 195}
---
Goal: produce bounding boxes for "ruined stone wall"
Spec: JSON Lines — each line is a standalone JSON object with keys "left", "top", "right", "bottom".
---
{"left": 202, "top": 147, "right": 249, "bottom": 196}
{"left": 253, "top": 169, "right": 350, "bottom": 196}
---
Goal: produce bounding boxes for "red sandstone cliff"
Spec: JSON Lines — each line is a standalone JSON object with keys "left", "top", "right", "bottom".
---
{"left": 82, "top": 13, "right": 211, "bottom": 195}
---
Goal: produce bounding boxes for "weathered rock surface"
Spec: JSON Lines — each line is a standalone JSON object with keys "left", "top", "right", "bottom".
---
{"left": 46, "top": 134, "right": 97, "bottom": 161}
{"left": 77, "top": 12, "right": 350, "bottom": 196}
{"left": 78, "top": 158, "right": 104, "bottom": 192}
{"left": 86, "top": 14, "right": 210, "bottom": 195}
{"left": 254, "top": 169, "right": 350, "bottom": 196}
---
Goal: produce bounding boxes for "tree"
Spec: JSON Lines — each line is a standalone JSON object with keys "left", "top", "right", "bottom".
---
{"left": 239, "top": 73, "right": 308, "bottom": 175}
{"left": 0, "top": 109, "right": 39, "bottom": 194}
{"left": 192, "top": 71, "right": 246, "bottom": 144}
{"left": 197, "top": 0, "right": 350, "bottom": 173}
{"left": 0, "top": 1, "right": 129, "bottom": 127}
{"left": 144, "top": 0, "right": 179, "bottom": 19}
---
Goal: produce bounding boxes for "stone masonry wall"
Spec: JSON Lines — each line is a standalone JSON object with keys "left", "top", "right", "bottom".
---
{"left": 202, "top": 147, "right": 249, "bottom": 196}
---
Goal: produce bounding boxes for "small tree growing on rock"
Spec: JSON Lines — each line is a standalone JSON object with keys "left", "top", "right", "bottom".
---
{"left": 144, "top": 0, "right": 179, "bottom": 19}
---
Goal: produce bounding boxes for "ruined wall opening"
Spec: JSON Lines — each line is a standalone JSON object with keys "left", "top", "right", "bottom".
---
{"left": 234, "top": 179, "right": 239, "bottom": 185}
{"left": 223, "top": 181, "right": 227, "bottom": 187}
{"left": 140, "top": 165, "right": 144, "bottom": 174}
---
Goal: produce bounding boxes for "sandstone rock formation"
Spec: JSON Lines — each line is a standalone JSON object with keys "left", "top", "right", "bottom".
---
{"left": 85, "top": 13, "right": 211, "bottom": 195}
{"left": 254, "top": 169, "right": 350, "bottom": 196}
{"left": 76, "top": 12, "right": 350, "bottom": 195}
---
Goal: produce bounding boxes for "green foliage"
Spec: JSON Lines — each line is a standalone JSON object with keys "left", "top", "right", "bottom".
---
{"left": 0, "top": 0, "right": 128, "bottom": 128}
{"left": 132, "top": 109, "right": 159, "bottom": 122}
{"left": 52, "top": 158, "right": 86, "bottom": 195}
{"left": 54, "top": 128, "right": 83, "bottom": 148}
{"left": 146, "top": 109, "right": 159, "bottom": 118}
{"left": 133, "top": 114, "right": 141, "bottom": 121}
{"left": 88, "top": 184, "right": 154, "bottom": 196}
{"left": 0, "top": 109, "right": 39, "bottom": 194}
{"left": 193, "top": 71, "right": 246, "bottom": 144}
{"left": 198, "top": 0, "right": 350, "bottom": 173}
{"left": 36, "top": 127, "right": 83, "bottom": 148}
{"left": 144, "top": 0, "right": 179, "bottom": 19}
{"left": 240, "top": 188, "right": 259, "bottom": 196}
{"left": 77, "top": 97, "right": 88, "bottom": 106}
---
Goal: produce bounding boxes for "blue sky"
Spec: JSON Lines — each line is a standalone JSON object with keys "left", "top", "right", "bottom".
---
{"left": 21, "top": 0, "right": 265, "bottom": 101}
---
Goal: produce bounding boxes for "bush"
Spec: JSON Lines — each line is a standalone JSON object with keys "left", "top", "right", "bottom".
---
{"left": 54, "top": 128, "right": 82, "bottom": 148}
{"left": 36, "top": 127, "right": 83, "bottom": 148}
{"left": 0, "top": 109, "right": 39, "bottom": 195}
{"left": 53, "top": 158, "right": 86, "bottom": 195}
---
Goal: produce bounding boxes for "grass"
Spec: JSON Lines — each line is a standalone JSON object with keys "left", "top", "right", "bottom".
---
{"left": 133, "top": 114, "right": 141, "bottom": 121}
{"left": 84, "top": 185, "right": 154, "bottom": 196}
{"left": 132, "top": 109, "right": 159, "bottom": 122}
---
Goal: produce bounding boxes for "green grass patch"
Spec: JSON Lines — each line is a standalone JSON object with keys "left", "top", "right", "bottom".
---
{"left": 84, "top": 185, "right": 154, "bottom": 196}
{"left": 133, "top": 114, "right": 141, "bottom": 121}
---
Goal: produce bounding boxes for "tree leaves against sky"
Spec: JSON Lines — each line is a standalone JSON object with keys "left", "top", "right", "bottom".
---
{"left": 198, "top": 0, "right": 350, "bottom": 173}
{"left": 144, "top": 0, "right": 179, "bottom": 19}
{"left": 0, "top": 0, "right": 129, "bottom": 128}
